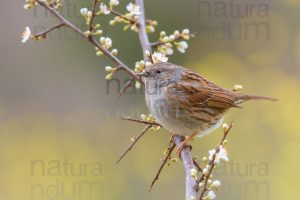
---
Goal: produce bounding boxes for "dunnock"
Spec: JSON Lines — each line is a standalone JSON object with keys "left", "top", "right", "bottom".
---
{"left": 139, "top": 62, "right": 276, "bottom": 155}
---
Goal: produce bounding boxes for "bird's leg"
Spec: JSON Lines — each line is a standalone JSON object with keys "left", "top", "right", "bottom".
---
{"left": 176, "top": 132, "right": 197, "bottom": 157}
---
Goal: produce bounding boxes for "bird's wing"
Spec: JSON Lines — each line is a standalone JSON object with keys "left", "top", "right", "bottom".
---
{"left": 166, "top": 70, "right": 239, "bottom": 108}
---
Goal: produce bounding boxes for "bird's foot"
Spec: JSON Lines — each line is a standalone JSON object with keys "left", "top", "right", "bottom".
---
{"left": 176, "top": 139, "right": 192, "bottom": 158}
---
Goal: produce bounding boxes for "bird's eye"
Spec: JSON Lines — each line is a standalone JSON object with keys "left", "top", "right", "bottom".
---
{"left": 156, "top": 70, "right": 162, "bottom": 74}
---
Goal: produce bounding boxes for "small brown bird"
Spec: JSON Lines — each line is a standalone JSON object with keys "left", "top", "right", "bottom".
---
{"left": 139, "top": 62, "right": 276, "bottom": 155}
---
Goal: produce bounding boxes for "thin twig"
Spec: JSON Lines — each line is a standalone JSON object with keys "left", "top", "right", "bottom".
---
{"left": 151, "top": 33, "right": 195, "bottom": 48}
{"left": 35, "top": 0, "right": 140, "bottom": 81}
{"left": 121, "top": 117, "right": 161, "bottom": 126}
{"left": 116, "top": 78, "right": 134, "bottom": 99}
{"left": 33, "top": 23, "right": 65, "bottom": 38}
{"left": 135, "top": 0, "right": 152, "bottom": 60}
{"left": 198, "top": 122, "right": 233, "bottom": 200}
{"left": 110, "top": 9, "right": 154, "bottom": 26}
{"left": 110, "top": 10, "right": 137, "bottom": 25}
{"left": 193, "top": 159, "right": 203, "bottom": 173}
{"left": 88, "top": 0, "right": 99, "bottom": 32}
{"left": 115, "top": 125, "right": 152, "bottom": 164}
{"left": 149, "top": 142, "right": 176, "bottom": 191}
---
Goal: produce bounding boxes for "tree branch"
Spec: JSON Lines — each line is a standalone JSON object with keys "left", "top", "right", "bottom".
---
{"left": 121, "top": 117, "right": 161, "bottom": 126}
{"left": 173, "top": 135, "right": 197, "bottom": 200}
{"left": 88, "top": 0, "right": 99, "bottom": 32}
{"left": 151, "top": 33, "right": 195, "bottom": 48}
{"left": 197, "top": 122, "right": 233, "bottom": 200}
{"left": 115, "top": 124, "right": 152, "bottom": 164}
{"left": 33, "top": 22, "right": 65, "bottom": 38}
{"left": 36, "top": 0, "right": 140, "bottom": 81}
{"left": 135, "top": 0, "right": 152, "bottom": 60}
{"left": 149, "top": 142, "right": 176, "bottom": 191}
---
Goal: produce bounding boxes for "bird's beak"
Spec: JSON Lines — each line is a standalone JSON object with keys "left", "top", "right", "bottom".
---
{"left": 137, "top": 71, "right": 150, "bottom": 77}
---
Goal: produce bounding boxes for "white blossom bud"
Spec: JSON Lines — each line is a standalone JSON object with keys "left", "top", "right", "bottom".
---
{"left": 80, "top": 8, "right": 89, "bottom": 17}
{"left": 100, "top": 37, "right": 105, "bottom": 44}
{"left": 174, "top": 30, "right": 180, "bottom": 36}
{"left": 87, "top": 11, "right": 93, "bottom": 17}
{"left": 169, "top": 35, "right": 175, "bottom": 41}
{"left": 233, "top": 84, "right": 243, "bottom": 91}
{"left": 145, "top": 62, "right": 152, "bottom": 67}
{"left": 135, "top": 81, "right": 141, "bottom": 89}
{"left": 206, "top": 191, "right": 216, "bottom": 199}
{"left": 111, "top": 49, "right": 118, "bottom": 56}
{"left": 95, "top": 30, "right": 103, "bottom": 35}
{"left": 109, "top": 0, "right": 119, "bottom": 7}
{"left": 203, "top": 168, "right": 208, "bottom": 175}
{"left": 140, "top": 114, "right": 147, "bottom": 120}
{"left": 162, "top": 36, "right": 169, "bottom": 43}
{"left": 105, "top": 73, "right": 113, "bottom": 80}
{"left": 96, "top": 51, "right": 103, "bottom": 56}
{"left": 145, "top": 50, "right": 151, "bottom": 57}
{"left": 211, "top": 180, "right": 221, "bottom": 188}
{"left": 84, "top": 31, "right": 91, "bottom": 37}
{"left": 105, "top": 66, "right": 113, "bottom": 72}
{"left": 160, "top": 31, "right": 166, "bottom": 37}
{"left": 222, "top": 123, "right": 229, "bottom": 132}
{"left": 183, "top": 29, "right": 190, "bottom": 35}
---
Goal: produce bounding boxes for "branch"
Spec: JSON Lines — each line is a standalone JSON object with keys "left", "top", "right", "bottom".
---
{"left": 115, "top": 124, "right": 152, "bottom": 164}
{"left": 151, "top": 33, "right": 195, "bottom": 48}
{"left": 121, "top": 117, "right": 161, "bottom": 126}
{"left": 197, "top": 122, "right": 233, "bottom": 200}
{"left": 35, "top": 0, "right": 140, "bottom": 81}
{"left": 173, "top": 135, "right": 197, "bottom": 200}
{"left": 33, "top": 22, "right": 65, "bottom": 38}
{"left": 110, "top": 9, "right": 137, "bottom": 25}
{"left": 88, "top": 0, "right": 99, "bottom": 32}
{"left": 110, "top": 9, "right": 155, "bottom": 27}
{"left": 149, "top": 142, "right": 176, "bottom": 191}
{"left": 116, "top": 78, "right": 134, "bottom": 99}
{"left": 135, "top": 0, "right": 152, "bottom": 60}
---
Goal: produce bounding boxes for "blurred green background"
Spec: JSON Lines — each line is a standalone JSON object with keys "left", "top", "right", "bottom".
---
{"left": 1, "top": 0, "right": 300, "bottom": 199}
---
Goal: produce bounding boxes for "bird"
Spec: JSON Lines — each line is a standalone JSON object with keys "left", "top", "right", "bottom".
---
{"left": 138, "top": 62, "right": 277, "bottom": 156}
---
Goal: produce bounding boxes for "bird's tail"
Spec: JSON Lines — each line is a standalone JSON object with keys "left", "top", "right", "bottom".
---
{"left": 236, "top": 94, "right": 278, "bottom": 104}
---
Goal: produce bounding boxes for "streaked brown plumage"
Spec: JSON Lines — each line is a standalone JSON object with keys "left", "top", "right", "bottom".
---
{"left": 139, "top": 62, "right": 276, "bottom": 154}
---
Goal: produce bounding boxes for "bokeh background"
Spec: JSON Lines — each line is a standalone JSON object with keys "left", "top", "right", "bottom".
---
{"left": 1, "top": 0, "right": 300, "bottom": 199}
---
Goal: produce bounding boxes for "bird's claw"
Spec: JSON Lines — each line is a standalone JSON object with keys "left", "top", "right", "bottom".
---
{"left": 176, "top": 141, "right": 192, "bottom": 158}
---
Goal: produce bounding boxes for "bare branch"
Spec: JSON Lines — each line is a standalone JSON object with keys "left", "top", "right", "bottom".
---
{"left": 121, "top": 117, "right": 161, "bottom": 126}
{"left": 151, "top": 33, "right": 196, "bottom": 48}
{"left": 115, "top": 125, "right": 152, "bottom": 164}
{"left": 173, "top": 135, "right": 197, "bottom": 200}
{"left": 135, "top": 0, "right": 152, "bottom": 60}
{"left": 110, "top": 9, "right": 138, "bottom": 25}
{"left": 110, "top": 9, "right": 155, "bottom": 27}
{"left": 193, "top": 159, "right": 203, "bottom": 173}
{"left": 116, "top": 78, "right": 134, "bottom": 99}
{"left": 35, "top": 0, "right": 141, "bottom": 81}
{"left": 88, "top": 0, "right": 99, "bottom": 32}
{"left": 33, "top": 22, "right": 65, "bottom": 38}
{"left": 197, "top": 122, "right": 233, "bottom": 200}
{"left": 149, "top": 142, "right": 176, "bottom": 191}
